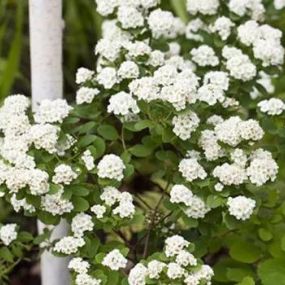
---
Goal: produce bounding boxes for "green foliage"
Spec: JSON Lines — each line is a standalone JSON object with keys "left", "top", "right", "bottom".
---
{"left": 0, "top": 0, "right": 285, "bottom": 284}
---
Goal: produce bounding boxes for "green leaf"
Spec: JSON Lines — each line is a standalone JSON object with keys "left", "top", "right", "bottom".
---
{"left": 97, "top": 125, "right": 119, "bottom": 140}
{"left": 237, "top": 277, "right": 255, "bottom": 285}
{"left": 18, "top": 232, "right": 33, "bottom": 242}
{"left": 72, "top": 197, "right": 89, "bottom": 212}
{"left": 95, "top": 252, "right": 105, "bottom": 263}
{"left": 76, "top": 121, "right": 97, "bottom": 134}
{"left": 49, "top": 184, "right": 62, "bottom": 195}
{"left": 258, "top": 228, "right": 273, "bottom": 242}
{"left": 134, "top": 120, "right": 153, "bottom": 131}
{"left": 229, "top": 241, "right": 261, "bottom": 263}
{"left": 129, "top": 144, "right": 152, "bottom": 157}
{"left": 106, "top": 271, "right": 119, "bottom": 285}
{"left": 0, "top": 247, "right": 14, "bottom": 262}
{"left": 227, "top": 268, "right": 254, "bottom": 282}
{"left": 11, "top": 244, "right": 23, "bottom": 258}
{"left": 92, "top": 137, "right": 106, "bottom": 159}
{"left": 170, "top": 0, "right": 188, "bottom": 23}
{"left": 207, "top": 195, "right": 224, "bottom": 208}
{"left": 81, "top": 236, "right": 100, "bottom": 258}
{"left": 124, "top": 164, "right": 135, "bottom": 177}
{"left": 65, "top": 184, "right": 90, "bottom": 197}
{"left": 78, "top": 135, "right": 97, "bottom": 148}
{"left": 38, "top": 211, "right": 60, "bottom": 225}
{"left": 258, "top": 258, "right": 285, "bottom": 285}
{"left": 0, "top": 1, "right": 23, "bottom": 99}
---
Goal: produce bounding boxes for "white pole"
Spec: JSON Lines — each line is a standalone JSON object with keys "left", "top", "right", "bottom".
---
{"left": 30, "top": 0, "right": 63, "bottom": 109}
{"left": 29, "top": 1, "right": 70, "bottom": 285}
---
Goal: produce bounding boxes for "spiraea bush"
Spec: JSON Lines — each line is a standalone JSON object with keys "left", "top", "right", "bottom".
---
{"left": 0, "top": 0, "right": 285, "bottom": 284}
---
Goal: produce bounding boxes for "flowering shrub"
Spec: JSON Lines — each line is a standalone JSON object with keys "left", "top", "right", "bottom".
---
{"left": 0, "top": 0, "right": 285, "bottom": 284}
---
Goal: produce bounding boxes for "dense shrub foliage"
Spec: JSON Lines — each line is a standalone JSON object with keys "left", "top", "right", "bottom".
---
{"left": 0, "top": 0, "right": 285, "bottom": 284}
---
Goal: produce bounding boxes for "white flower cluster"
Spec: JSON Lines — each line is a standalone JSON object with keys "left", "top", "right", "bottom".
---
{"left": 148, "top": 9, "right": 185, "bottom": 39}
{"left": 68, "top": 257, "right": 101, "bottom": 285}
{"left": 172, "top": 112, "right": 200, "bottom": 140}
{"left": 52, "top": 164, "right": 78, "bottom": 185}
{"left": 76, "top": 67, "right": 94, "bottom": 84}
{"left": 128, "top": 235, "right": 213, "bottom": 284}
{"left": 107, "top": 91, "right": 139, "bottom": 116}
{"left": 102, "top": 249, "right": 128, "bottom": 271}
{"left": 222, "top": 46, "right": 257, "bottom": 82}
{"left": 190, "top": 45, "right": 219, "bottom": 67}
{"left": 10, "top": 194, "right": 35, "bottom": 213}
{"left": 92, "top": 186, "right": 135, "bottom": 219}
{"left": 34, "top": 99, "right": 72, "bottom": 124}
{"left": 227, "top": 196, "right": 256, "bottom": 220}
{"left": 237, "top": 20, "right": 284, "bottom": 67}
{"left": 75, "top": 274, "right": 101, "bottom": 285}
{"left": 76, "top": 87, "right": 100, "bottom": 105}
{"left": 69, "top": 257, "right": 90, "bottom": 274}
{"left": 118, "top": 61, "right": 139, "bottom": 79}
{"left": 214, "top": 116, "right": 264, "bottom": 147}
{"left": 0, "top": 95, "right": 76, "bottom": 215}
{"left": 247, "top": 149, "right": 278, "bottom": 186}
{"left": 258, "top": 98, "right": 285, "bottom": 115}
{"left": 228, "top": 0, "right": 265, "bottom": 21}
{"left": 71, "top": 213, "right": 94, "bottom": 237}
{"left": 274, "top": 0, "right": 285, "bottom": 10}
{"left": 210, "top": 16, "right": 235, "bottom": 40}
{"left": 41, "top": 187, "right": 74, "bottom": 216}
{"left": 54, "top": 236, "right": 85, "bottom": 255}
{"left": 0, "top": 224, "right": 18, "bottom": 246}
{"left": 213, "top": 147, "right": 278, "bottom": 188}
{"left": 97, "top": 154, "right": 125, "bottom": 181}
{"left": 179, "top": 158, "right": 207, "bottom": 182}
{"left": 81, "top": 150, "right": 95, "bottom": 171}
{"left": 187, "top": 0, "right": 219, "bottom": 15}
{"left": 170, "top": 185, "right": 210, "bottom": 219}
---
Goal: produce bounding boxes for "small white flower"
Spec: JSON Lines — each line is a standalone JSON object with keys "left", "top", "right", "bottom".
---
{"left": 76, "top": 67, "right": 94, "bottom": 84}
{"left": 258, "top": 98, "right": 285, "bottom": 115}
{"left": 91, "top": 204, "right": 106, "bottom": 219}
{"left": 108, "top": 92, "right": 139, "bottom": 116}
{"left": 227, "top": 196, "right": 256, "bottom": 220}
{"left": 76, "top": 87, "right": 100, "bottom": 105}
{"left": 0, "top": 224, "right": 17, "bottom": 246}
{"left": 52, "top": 164, "right": 78, "bottom": 185}
{"left": 102, "top": 249, "right": 128, "bottom": 271}
{"left": 54, "top": 236, "right": 85, "bottom": 255}
{"left": 179, "top": 158, "right": 207, "bottom": 182}
{"left": 165, "top": 235, "right": 189, "bottom": 257}
{"left": 71, "top": 213, "right": 94, "bottom": 237}
{"left": 34, "top": 99, "right": 72, "bottom": 124}
{"left": 68, "top": 257, "right": 90, "bottom": 274}
{"left": 82, "top": 150, "right": 95, "bottom": 171}
{"left": 97, "top": 154, "right": 125, "bottom": 181}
